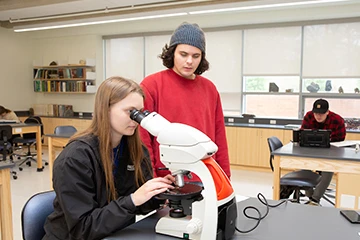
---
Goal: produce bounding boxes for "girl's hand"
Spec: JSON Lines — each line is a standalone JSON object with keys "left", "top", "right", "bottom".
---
{"left": 131, "top": 177, "right": 174, "bottom": 206}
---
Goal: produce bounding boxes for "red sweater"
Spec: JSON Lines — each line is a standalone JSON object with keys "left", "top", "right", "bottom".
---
{"left": 140, "top": 69, "right": 230, "bottom": 181}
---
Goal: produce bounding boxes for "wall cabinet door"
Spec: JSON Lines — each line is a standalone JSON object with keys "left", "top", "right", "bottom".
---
{"left": 257, "top": 128, "right": 285, "bottom": 168}
{"left": 283, "top": 130, "right": 293, "bottom": 144}
{"left": 225, "top": 127, "right": 239, "bottom": 165}
{"left": 226, "top": 126, "right": 285, "bottom": 169}
{"left": 236, "top": 128, "right": 259, "bottom": 166}
{"left": 345, "top": 132, "right": 360, "bottom": 140}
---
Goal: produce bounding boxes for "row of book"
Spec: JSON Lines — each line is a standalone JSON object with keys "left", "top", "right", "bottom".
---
{"left": 34, "top": 68, "right": 92, "bottom": 79}
{"left": 33, "top": 80, "right": 93, "bottom": 93}
{"left": 34, "top": 68, "right": 96, "bottom": 80}
{"left": 32, "top": 104, "right": 74, "bottom": 117}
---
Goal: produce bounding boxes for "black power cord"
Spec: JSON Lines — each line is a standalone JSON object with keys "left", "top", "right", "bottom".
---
{"left": 235, "top": 193, "right": 290, "bottom": 234}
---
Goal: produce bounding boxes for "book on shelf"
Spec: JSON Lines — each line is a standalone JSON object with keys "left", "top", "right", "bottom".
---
{"left": 34, "top": 80, "right": 94, "bottom": 93}
{"left": 32, "top": 104, "right": 73, "bottom": 117}
{"left": 35, "top": 67, "right": 90, "bottom": 80}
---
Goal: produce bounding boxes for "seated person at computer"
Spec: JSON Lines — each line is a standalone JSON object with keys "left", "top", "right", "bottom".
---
{"left": 301, "top": 98, "right": 346, "bottom": 205}
{"left": 0, "top": 105, "right": 19, "bottom": 121}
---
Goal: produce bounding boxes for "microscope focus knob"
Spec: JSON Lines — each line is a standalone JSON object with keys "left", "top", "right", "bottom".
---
{"left": 186, "top": 218, "right": 203, "bottom": 234}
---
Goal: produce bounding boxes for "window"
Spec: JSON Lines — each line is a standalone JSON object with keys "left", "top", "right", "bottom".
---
{"left": 244, "top": 94, "right": 299, "bottom": 118}
{"left": 202, "top": 30, "right": 242, "bottom": 115}
{"left": 302, "top": 78, "right": 360, "bottom": 94}
{"left": 303, "top": 22, "right": 360, "bottom": 77}
{"left": 304, "top": 97, "right": 360, "bottom": 119}
{"left": 103, "top": 20, "right": 360, "bottom": 119}
{"left": 244, "top": 76, "right": 300, "bottom": 93}
{"left": 104, "top": 37, "right": 144, "bottom": 83}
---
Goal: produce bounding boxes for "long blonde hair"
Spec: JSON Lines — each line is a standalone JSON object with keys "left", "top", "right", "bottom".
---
{"left": 72, "top": 76, "right": 149, "bottom": 202}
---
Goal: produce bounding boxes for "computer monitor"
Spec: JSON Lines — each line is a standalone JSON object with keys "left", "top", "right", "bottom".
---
{"left": 300, "top": 129, "right": 331, "bottom": 148}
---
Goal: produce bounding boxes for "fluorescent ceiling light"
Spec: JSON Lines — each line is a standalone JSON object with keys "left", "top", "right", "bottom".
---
{"left": 189, "top": 0, "right": 352, "bottom": 15}
{"left": 14, "top": 0, "right": 353, "bottom": 32}
{"left": 14, "top": 12, "right": 187, "bottom": 32}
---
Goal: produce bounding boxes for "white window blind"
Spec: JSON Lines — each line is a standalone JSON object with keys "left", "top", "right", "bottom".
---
{"left": 202, "top": 30, "right": 243, "bottom": 93}
{"left": 144, "top": 35, "right": 170, "bottom": 77}
{"left": 303, "top": 22, "right": 360, "bottom": 77}
{"left": 243, "top": 26, "right": 302, "bottom": 75}
{"left": 105, "top": 37, "right": 144, "bottom": 83}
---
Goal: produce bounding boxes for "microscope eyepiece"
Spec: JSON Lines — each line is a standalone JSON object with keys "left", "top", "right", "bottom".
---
{"left": 130, "top": 109, "right": 150, "bottom": 123}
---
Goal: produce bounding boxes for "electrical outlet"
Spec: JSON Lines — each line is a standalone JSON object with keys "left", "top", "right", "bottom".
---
{"left": 228, "top": 118, "right": 234, "bottom": 123}
{"left": 270, "top": 120, "right": 276, "bottom": 124}
{"left": 248, "top": 119, "right": 255, "bottom": 124}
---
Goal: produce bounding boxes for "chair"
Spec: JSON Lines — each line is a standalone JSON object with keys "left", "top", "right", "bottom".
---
{"left": 267, "top": 136, "right": 322, "bottom": 203}
{"left": 21, "top": 190, "right": 55, "bottom": 240}
{"left": 54, "top": 125, "right": 77, "bottom": 135}
{"left": 13, "top": 116, "right": 47, "bottom": 171}
{"left": 0, "top": 125, "right": 18, "bottom": 179}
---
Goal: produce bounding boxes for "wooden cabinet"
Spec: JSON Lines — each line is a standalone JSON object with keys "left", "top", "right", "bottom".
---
{"left": 283, "top": 129, "right": 293, "bottom": 144}
{"left": 345, "top": 132, "right": 360, "bottom": 140}
{"left": 225, "top": 126, "right": 284, "bottom": 168}
{"left": 256, "top": 128, "right": 285, "bottom": 168}
{"left": 33, "top": 63, "right": 96, "bottom": 94}
{"left": 226, "top": 126, "right": 360, "bottom": 170}
{"left": 225, "top": 127, "right": 239, "bottom": 165}
{"left": 226, "top": 126, "right": 360, "bottom": 171}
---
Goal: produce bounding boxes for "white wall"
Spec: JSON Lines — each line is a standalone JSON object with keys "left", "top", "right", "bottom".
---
{"left": 0, "top": 28, "right": 35, "bottom": 111}
{"left": 31, "top": 34, "right": 103, "bottom": 112}
{"left": 2, "top": 1, "right": 360, "bottom": 112}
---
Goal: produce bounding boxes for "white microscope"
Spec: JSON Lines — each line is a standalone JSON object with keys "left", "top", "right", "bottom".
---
{"left": 130, "top": 110, "right": 237, "bottom": 240}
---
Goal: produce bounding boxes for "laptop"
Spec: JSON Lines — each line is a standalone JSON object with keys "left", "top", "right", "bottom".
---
{"left": 300, "top": 129, "right": 331, "bottom": 148}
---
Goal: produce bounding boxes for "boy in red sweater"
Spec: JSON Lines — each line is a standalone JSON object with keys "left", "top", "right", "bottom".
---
{"left": 140, "top": 22, "right": 230, "bottom": 182}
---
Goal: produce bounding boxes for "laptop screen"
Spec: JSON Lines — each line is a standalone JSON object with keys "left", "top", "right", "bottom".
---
{"left": 300, "top": 129, "right": 331, "bottom": 148}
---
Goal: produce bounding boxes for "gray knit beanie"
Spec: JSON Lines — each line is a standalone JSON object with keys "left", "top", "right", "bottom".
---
{"left": 169, "top": 22, "right": 206, "bottom": 53}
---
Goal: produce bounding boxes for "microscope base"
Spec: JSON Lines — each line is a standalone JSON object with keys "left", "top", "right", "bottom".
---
{"left": 156, "top": 215, "right": 194, "bottom": 239}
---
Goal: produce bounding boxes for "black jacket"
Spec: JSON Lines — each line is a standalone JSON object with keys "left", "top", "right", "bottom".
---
{"left": 43, "top": 134, "right": 162, "bottom": 240}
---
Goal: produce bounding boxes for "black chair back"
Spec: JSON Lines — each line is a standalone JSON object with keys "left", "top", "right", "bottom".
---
{"left": 21, "top": 190, "right": 56, "bottom": 240}
{"left": 23, "top": 116, "right": 43, "bottom": 140}
{"left": 54, "top": 125, "right": 77, "bottom": 135}
{"left": 0, "top": 125, "right": 12, "bottom": 142}
{"left": 0, "top": 125, "right": 12, "bottom": 160}
{"left": 267, "top": 136, "right": 283, "bottom": 171}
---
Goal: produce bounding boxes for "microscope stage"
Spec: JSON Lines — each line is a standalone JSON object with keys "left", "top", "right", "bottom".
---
{"left": 158, "top": 183, "right": 203, "bottom": 200}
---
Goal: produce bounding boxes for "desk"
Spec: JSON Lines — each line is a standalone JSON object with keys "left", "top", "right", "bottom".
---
{"left": 10, "top": 123, "right": 43, "bottom": 171}
{"left": 105, "top": 198, "right": 360, "bottom": 239}
{"left": 0, "top": 161, "right": 15, "bottom": 240}
{"left": 272, "top": 143, "right": 360, "bottom": 209}
{"left": 46, "top": 133, "right": 73, "bottom": 187}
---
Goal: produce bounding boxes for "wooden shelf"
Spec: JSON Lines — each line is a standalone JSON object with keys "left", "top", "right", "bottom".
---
{"left": 33, "top": 62, "right": 96, "bottom": 93}
{"left": 35, "top": 92, "right": 95, "bottom": 94}
{"left": 33, "top": 64, "right": 95, "bottom": 69}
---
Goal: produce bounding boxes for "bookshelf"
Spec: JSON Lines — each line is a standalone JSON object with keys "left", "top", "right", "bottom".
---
{"left": 33, "top": 63, "right": 96, "bottom": 93}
